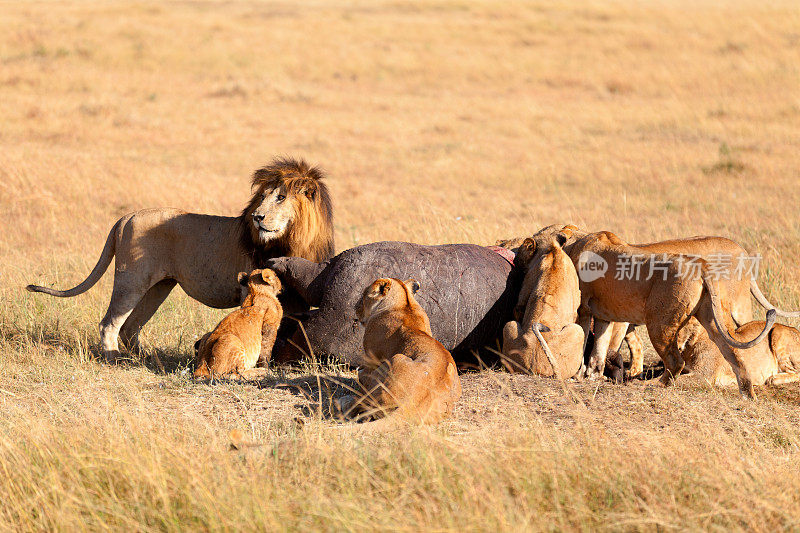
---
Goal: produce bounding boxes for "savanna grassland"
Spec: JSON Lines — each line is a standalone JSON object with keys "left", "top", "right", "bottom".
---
{"left": 1, "top": 1, "right": 800, "bottom": 530}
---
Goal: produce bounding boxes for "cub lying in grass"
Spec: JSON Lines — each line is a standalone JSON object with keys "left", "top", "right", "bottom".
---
{"left": 337, "top": 278, "right": 461, "bottom": 426}
{"left": 193, "top": 269, "right": 282, "bottom": 379}
{"left": 502, "top": 236, "right": 584, "bottom": 379}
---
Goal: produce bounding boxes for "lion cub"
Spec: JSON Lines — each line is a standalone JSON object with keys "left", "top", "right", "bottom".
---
{"left": 502, "top": 236, "right": 584, "bottom": 379}
{"left": 193, "top": 269, "right": 282, "bottom": 379}
{"left": 338, "top": 278, "right": 462, "bottom": 426}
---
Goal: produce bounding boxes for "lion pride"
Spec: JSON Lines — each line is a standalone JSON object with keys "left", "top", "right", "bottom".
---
{"left": 529, "top": 224, "right": 798, "bottom": 386}
{"left": 27, "top": 157, "right": 333, "bottom": 361}
{"left": 554, "top": 228, "right": 778, "bottom": 398}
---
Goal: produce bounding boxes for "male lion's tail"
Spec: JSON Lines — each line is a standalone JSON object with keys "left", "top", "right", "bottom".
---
{"left": 26, "top": 219, "right": 120, "bottom": 298}
{"left": 750, "top": 279, "right": 800, "bottom": 318}
{"left": 704, "top": 272, "right": 776, "bottom": 349}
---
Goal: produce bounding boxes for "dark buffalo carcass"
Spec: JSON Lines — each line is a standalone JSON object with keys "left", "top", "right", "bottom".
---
{"left": 266, "top": 241, "right": 519, "bottom": 366}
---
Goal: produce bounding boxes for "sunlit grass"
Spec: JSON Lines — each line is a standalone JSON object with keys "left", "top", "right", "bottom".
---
{"left": 1, "top": 0, "right": 799, "bottom": 529}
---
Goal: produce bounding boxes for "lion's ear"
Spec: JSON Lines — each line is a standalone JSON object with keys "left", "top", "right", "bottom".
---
{"left": 260, "top": 269, "right": 282, "bottom": 292}
{"left": 404, "top": 279, "right": 421, "bottom": 294}
{"left": 554, "top": 233, "right": 567, "bottom": 248}
{"left": 377, "top": 280, "right": 391, "bottom": 296}
{"left": 561, "top": 225, "right": 578, "bottom": 239}
{"left": 304, "top": 183, "right": 317, "bottom": 200}
{"left": 237, "top": 272, "right": 249, "bottom": 286}
{"left": 521, "top": 238, "right": 536, "bottom": 253}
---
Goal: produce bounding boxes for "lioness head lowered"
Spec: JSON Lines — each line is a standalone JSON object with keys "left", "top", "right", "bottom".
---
{"left": 515, "top": 224, "right": 584, "bottom": 266}
{"left": 355, "top": 278, "right": 421, "bottom": 325}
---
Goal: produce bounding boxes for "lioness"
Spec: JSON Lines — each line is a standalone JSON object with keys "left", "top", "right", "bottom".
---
{"left": 501, "top": 236, "right": 583, "bottom": 379}
{"left": 724, "top": 322, "right": 800, "bottom": 387}
{"left": 560, "top": 229, "right": 777, "bottom": 398}
{"left": 500, "top": 232, "right": 642, "bottom": 378}
{"left": 27, "top": 157, "right": 333, "bottom": 361}
{"left": 530, "top": 224, "right": 798, "bottom": 384}
{"left": 337, "top": 278, "right": 462, "bottom": 426}
{"left": 194, "top": 269, "right": 283, "bottom": 379}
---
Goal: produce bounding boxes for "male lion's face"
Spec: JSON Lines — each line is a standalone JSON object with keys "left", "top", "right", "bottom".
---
{"left": 248, "top": 184, "right": 297, "bottom": 244}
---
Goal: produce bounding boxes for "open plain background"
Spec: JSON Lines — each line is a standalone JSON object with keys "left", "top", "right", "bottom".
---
{"left": 1, "top": 0, "right": 800, "bottom": 530}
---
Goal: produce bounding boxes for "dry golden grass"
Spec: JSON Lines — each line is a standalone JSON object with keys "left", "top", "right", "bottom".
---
{"left": 2, "top": 0, "right": 800, "bottom": 530}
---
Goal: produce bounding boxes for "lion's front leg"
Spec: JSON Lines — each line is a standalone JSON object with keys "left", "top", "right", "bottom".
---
{"left": 586, "top": 319, "right": 614, "bottom": 380}
{"left": 576, "top": 309, "right": 593, "bottom": 379}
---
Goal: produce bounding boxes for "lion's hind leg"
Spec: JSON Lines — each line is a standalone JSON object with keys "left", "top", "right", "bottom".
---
{"left": 380, "top": 353, "right": 454, "bottom": 424}
{"left": 119, "top": 279, "right": 177, "bottom": 356}
{"left": 695, "top": 302, "right": 761, "bottom": 399}
{"left": 354, "top": 354, "right": 429, "bottom": 422}
{"left": 645, "top": 295, "right": 692, "bottom": 387}
{"left": 100, "top": 279, "right": 152, "bottom": 363}
{"left": 205, "top": 336, "right": 246, "bottom": 378}
{"left": 335, "top": 360, "right": 395, "bottom": 421}
{"left": 647, "top": 321, "right": 686, "bottom": 387}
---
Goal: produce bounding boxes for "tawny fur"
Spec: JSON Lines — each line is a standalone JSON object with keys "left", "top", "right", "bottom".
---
{"left": 26, "top": 157, "right": 333, "bottom": 362}
{"left": 542, "top": 227, "right": 777, "bottom": 398}
{"left": 501, "top": 237, "right": 583, "bottom": 378}
{"left": 530, "top": 224, "right": 796, "bottom": 386}
{"left": 194, "top": 269, "right": 283, "bottom": 379}
{"left": 500, "top": 228, "right": 643, "bottom": 377}
{"left": 339, "top": 278, "right": 462, "bottom": 426}
{"left": 725, "top": 322, "right": 800, "bottom": 387}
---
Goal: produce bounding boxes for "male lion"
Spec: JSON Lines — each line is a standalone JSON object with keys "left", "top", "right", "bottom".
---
{"left": 501, "top": 236, "right": 584, "bottom": 379}
{"left": 27, "top": 157, "right": 333, "bottom": 361}
{"left": 193, "top": 269, "right": 283, "bottom": 380}
{"left": 336, "top": 278, "right": 462, "bottom": 426}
